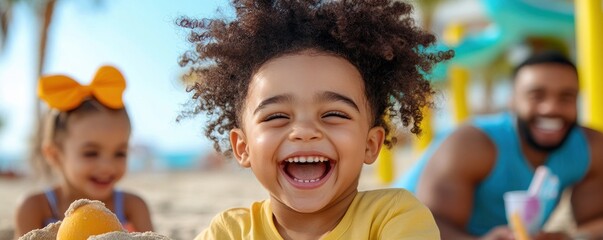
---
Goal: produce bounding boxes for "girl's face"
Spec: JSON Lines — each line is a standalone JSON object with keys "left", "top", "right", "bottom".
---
{"left": 52, "top": 111, "right": 130, "bottom": 200}
{"left": 230, "top": 52, "right": 384, "bottom": 213}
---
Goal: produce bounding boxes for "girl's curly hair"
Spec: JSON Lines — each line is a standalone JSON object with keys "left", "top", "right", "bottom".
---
{"left": 178, "top": 0, "right": 453, "bottom": 155}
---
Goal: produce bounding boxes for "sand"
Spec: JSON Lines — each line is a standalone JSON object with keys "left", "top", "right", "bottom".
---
{"left": 0, "top": 160, "right": 388, "bottom": 240}
{"left": 0, "top": 154, "right": 575, "bottom": 240}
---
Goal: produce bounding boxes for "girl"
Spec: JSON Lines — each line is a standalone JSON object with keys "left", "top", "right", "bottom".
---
{"left": 14, "top": 66, "right": 153, "bottom": 238}
{"left": 178, "top": 0, "right": 454, "bottom": 239}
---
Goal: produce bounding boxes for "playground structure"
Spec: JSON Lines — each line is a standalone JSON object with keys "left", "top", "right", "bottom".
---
{"left": 376, "top": 0, "right": 603, "bottom": 184}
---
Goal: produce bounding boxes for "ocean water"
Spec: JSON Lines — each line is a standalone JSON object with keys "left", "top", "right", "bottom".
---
{"left": 153, "top": 151, "right": 205, "bottom": 170}
{"left": 0, "top": 153, "right": 22, "bottom": 174}
{"left": 0, "top": 150, "right": 207, "bottom": 175}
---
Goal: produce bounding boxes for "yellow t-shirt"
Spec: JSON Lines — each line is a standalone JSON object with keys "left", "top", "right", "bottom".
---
{"left": 195, "top": 189, "right": 440, "bottom": 239}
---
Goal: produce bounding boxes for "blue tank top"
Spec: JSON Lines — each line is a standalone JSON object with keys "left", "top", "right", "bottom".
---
{"left": 43, "top": 189, "right": 128, "bottom": 226}
{"left": 393, "top": 112, "right": 590, "bottom": 236}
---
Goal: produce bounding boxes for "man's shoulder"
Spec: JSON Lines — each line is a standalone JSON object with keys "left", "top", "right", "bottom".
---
{"left": 579, "top": 126, "right": 603, "bottom": 166}
{"left": 428, "top": 123, "right": 498, "bottom": 181}
{"left": 442, "top": 123, "right": 496, "bottom": 152}
{"left": 579, "top": 126, "right": 603, "bottom": 159}
{"left": 443, "top": 112, "right": 516, "bottom": 153}
{"left": 580, "top": 126, "right": 603, "bottom": 143}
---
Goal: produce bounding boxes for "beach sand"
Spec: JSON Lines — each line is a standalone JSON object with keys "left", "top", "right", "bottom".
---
{"left": 0, "top": 160, "right": 388, "bottom": 240}
{"left": 0, "top": 153, "right": 575, "bottom": 240}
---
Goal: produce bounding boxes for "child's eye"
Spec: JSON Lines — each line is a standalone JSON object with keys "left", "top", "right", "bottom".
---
{"left": 322, "top": 111, "right": 350, "bottom": 119}
{"left": 115, "top": 151, "right": 128, "bottom": 158}
{"left": 83, "top": 151, "right": 99, "bottom": 158}
{"left": 263, "top": 113, "right": 289, "bottom": 122}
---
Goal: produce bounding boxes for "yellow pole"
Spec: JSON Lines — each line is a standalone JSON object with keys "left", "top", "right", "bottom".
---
{"left": 377, "top": 106, "right": 434, "bottom": 184}
{"left": 414, "top": 107, "right": 434, "bottom": 152}
{"left": 376, "top": 115, "right": 396, "bottom": 184}
{"left": 450, "top": 67, "right": 470, "bottom": 123}
{"left": 376, "top": 145, "right": 395, "bottom": 184}
{"left": 576, "top": 0, "right": 603, "bottom": 132}
{"left": 444, "top": 23, "right": 471, "bottom": 124}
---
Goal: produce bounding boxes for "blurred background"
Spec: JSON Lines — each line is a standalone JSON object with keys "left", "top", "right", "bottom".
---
{"left": 0, "top": 0, "right": 234, "bottom": 174}
{"left": 1, "top": 0, "right": 600, "bottom": 239}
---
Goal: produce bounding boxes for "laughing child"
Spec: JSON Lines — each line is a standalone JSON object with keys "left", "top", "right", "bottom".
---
{"left": 14, "top": 66, "right": 153, "bottom": 237}
{"left": 178, "top": 0, "right": 453, "bottom": 239}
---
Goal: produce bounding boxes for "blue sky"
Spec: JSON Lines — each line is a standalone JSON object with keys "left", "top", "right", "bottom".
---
{"left": 1, "top": 0, "right": 575, "bottom": 164}
{"left": 0, "top": 0, "right": 233, "bottom": 159}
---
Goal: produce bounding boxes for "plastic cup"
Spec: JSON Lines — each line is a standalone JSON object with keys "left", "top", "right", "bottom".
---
{"left": 503, "top": 191, "right": 541, "bottom": 238}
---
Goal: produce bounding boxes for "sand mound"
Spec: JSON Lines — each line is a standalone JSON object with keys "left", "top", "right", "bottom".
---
{"left": 19, "top": 199, "right": 171, "bottom": 240}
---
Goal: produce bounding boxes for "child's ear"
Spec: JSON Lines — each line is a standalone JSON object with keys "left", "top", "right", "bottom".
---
{"left": 42, "top": 143, "right": 61, "bottom": 167}
{"left": 230, "top": 128, "right": 251, "bottom": 168}
{"left": 364, "top": 126, "right": 385, "bottom": 165}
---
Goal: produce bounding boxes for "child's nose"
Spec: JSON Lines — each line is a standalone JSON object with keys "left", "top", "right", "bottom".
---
{"left": 288, "top": 121, "right": 323, "bottom": 142}
{"left": 97, "top": 157, "right": 116, "bottom": 172}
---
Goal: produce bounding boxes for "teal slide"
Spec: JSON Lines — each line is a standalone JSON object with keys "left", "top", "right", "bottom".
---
{"left": 445, "top": 0, "right": 575, "bottom": 69}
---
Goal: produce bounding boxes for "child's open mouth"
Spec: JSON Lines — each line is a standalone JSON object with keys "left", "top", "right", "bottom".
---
{"left": 90, "top": 177, "right": 114, "bottom": 188}
{"left": 281, "top": 156, "right": 334, "bottom": 189}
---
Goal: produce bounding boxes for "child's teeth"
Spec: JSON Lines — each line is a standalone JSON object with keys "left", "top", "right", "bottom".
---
{"left": 536, "top": 118, "right": 563, "bottom": 131}
{"left": 285, "top": 156, "right": 328, "bottom": 163}
{"left": 294, "top": 178, "right": 321, "bottom": 183}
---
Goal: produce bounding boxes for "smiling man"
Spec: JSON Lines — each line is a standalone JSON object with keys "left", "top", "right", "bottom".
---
{"left": 398, "top": 51, "right": 603, "bottom": 239}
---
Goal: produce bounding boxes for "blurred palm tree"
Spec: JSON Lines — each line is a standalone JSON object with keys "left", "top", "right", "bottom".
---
{"left": 0, "top": 3, "right": 16, "bottom": 144}
{"left": 1, "top": 0, "right": 57, "bottom": 176}
{"left": 1, "top": 0, "right": 56, "bottom": 117}
{"left": 2, "top": 0, "right": 105, "bottom": 177}
{"left": 0, "top": 0, "right": 13, "bottom": 52}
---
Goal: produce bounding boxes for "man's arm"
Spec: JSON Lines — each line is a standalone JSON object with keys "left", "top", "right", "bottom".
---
{"left": 571, "top": 128, "right": 603, "bottom": 239}
{"left": 416, "top": 125, "right": 513, "bottom": 240}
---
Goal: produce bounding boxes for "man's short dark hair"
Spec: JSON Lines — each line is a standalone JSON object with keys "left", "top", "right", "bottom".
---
{"left": 512, "top": 51, "right": 577, "bottom": 81}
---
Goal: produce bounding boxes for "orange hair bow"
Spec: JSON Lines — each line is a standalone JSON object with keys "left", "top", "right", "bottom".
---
{"left": 38, "top": 65, "right": 126, "bottom": 111}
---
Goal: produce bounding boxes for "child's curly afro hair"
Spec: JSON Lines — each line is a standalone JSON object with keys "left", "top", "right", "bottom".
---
{"left": 178, "top": 0, "right": 453, "bottom": 154}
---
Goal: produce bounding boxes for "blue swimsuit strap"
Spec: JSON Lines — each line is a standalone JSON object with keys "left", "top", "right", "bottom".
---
{"left": 44, "top": 189, "right": 128, "bottom": 225}
{"left": 113, "top": 190, "right": 128, "bottom": 224}
{"left": 43, "top": 189, "right": 61, "bottom": 225}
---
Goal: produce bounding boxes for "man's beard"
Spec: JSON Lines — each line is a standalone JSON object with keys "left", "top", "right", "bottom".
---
{"left": 516, "top": 117, "right": 576, "bottom": 152}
